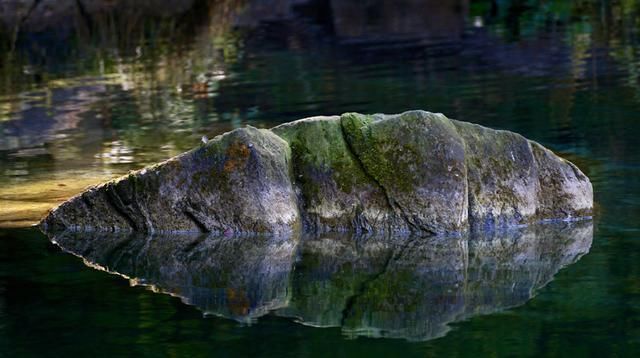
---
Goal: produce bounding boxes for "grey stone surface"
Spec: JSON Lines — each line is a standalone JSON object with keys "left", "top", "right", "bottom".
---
{"left": 341, "top": 111, "right": 468, "bottom": 234}
{"left": 41, "top": 110, "right": 593, "bottom": 235}
{"left": 41, "top": 126, "right": 300, "bottom": 234}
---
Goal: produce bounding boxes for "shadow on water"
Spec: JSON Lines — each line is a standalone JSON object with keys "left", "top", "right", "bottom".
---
{"left": 47, "top": 220, "right": 593, "bottom": 342}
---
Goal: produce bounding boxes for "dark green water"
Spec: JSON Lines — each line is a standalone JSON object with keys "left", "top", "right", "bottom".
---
{"left": 1, "top": 0, "right": 640, "bottom": 356}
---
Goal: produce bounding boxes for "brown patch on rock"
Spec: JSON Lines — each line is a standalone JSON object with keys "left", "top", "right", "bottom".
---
{"left": 223, "top": 142, "right": 251, "bottom": 173}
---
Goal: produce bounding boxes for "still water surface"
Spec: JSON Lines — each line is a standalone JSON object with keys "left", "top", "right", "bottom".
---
{"left": 1, "top": 0, "right": 639, "bottom": 356}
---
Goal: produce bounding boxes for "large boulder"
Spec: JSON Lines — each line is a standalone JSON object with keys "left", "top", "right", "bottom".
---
{"left": 40, "top": 110, "right": 593, "bottom": 235}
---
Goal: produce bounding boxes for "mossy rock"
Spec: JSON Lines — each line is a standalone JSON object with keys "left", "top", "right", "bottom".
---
{"left": 340, "top": 111, "right": 468, "bottom": 234}
{"left": 273, "top": 116, "right": 405, "bottom": 233}
{"left": 530, "top": 141, "right": 593, "bottom": 219}
{"left": 41, "top": 110, "right": 593, "bottom": 236}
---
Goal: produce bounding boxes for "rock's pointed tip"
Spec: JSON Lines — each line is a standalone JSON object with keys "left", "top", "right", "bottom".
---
{"left": 38, "top": 209, "right": 60, "bottom": 236}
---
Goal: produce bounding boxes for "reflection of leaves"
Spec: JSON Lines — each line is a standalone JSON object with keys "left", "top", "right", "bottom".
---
{"left": 0, "top": 0, "right": 246, "bottom": 96}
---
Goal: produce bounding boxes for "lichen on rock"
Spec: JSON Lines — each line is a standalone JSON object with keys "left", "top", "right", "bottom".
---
{"left": 40, "top": 110, "right": 593, "bottom": 236}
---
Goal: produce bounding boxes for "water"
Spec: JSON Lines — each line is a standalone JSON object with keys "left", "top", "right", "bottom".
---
{"left": 1, "top": 0, "right": 640, "bottom": 356}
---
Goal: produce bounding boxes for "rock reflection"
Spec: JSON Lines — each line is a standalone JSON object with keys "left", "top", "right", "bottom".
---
{"left": 49, "top": 221, "right": 592, "bottom": 341}
{"left": 52, "top": 232, "right": 297, "bottom": 323}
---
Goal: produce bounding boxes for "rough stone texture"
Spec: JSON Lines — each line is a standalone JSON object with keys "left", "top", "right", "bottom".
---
{"left": 41, "top": 126, "right": 301, "bottom": 234}
{"left": 41, "top": 110, "right": 593, "bottom": 235}
{"left": 272, "top": 116, "right": 406, "bottom": 233}
{"left": 48, "top": 221, "right": 593, "bottom": 341}
{"left": 453, "top": 120, "right": 540, "bottom": 229}
{"left": 531, "top": 142, "right": 593, "bottom": 219}
{"left": 341, "top": 112, "right": 468, "bottom": 234}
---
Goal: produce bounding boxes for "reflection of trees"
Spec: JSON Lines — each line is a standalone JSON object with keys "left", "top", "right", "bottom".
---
{"left": 0, "top": 0, "right": 248, "bottom": 171}
{"left": 0, "top": 0, "right": 247, "bottom": 94}
{"left": 3, "top": 0, "right": 640, "bottom": 150}
{"left": 330, "top": 0, "right": 468, "bottom": 41}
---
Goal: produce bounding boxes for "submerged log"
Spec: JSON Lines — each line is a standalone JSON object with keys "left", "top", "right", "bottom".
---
{"left": 40, "top": 110, "right": 593, "bottom": 235}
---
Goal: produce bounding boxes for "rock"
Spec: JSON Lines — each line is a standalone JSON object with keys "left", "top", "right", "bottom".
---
{"left": 272, "top": 116, "right": 406, "bottom": 232}
{"left": 341, "top": 112, "right": 468, "bottom": 234}
{"left": 41, "top": 126, "right": 301, "bottom": 234}
{"left": 530, "top": 141, "right": 593, "bottom": 219}
{"left": 454, "top": 120, "right": 540, "bottom": 228}
{"left": 455, "top": 121, "right": 593, "bottom": 228}
{"left": 40, "top": 110, "right": 593, "bottom": 235}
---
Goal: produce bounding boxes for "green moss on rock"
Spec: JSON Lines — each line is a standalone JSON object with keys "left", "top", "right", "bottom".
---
{"left": 273, "top": 116, "right": 402, "bottom": 232}
{"left": 41, "top": 110, "right": 593, "bottom": 236}
{"left": 340, "top": 111, "right": 468, "bottom": 234}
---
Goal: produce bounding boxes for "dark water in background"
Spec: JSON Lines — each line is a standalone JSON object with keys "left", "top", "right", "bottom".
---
{"left": 0, "top": 0, "right": 639, "bottom": 356}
